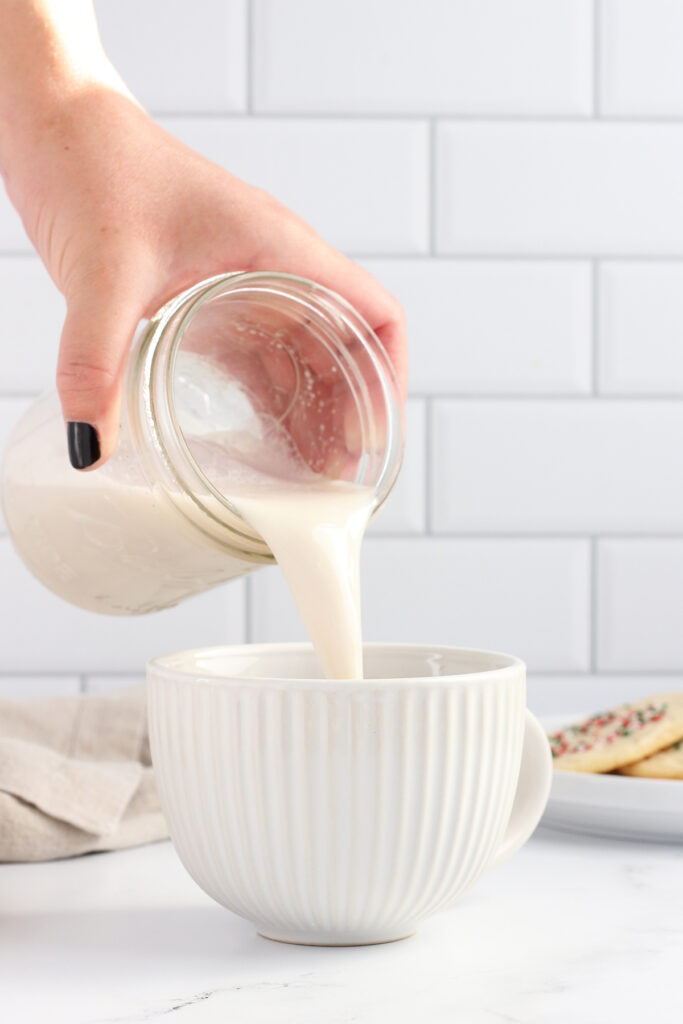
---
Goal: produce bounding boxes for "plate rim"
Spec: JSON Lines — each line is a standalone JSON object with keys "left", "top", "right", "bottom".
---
{"left": 539, "top": 710, "right": 683, "bottom": 840}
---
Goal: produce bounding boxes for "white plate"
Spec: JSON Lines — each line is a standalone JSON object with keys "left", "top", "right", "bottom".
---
{"left": 540, "top": 714, "right": 683, "bottom": 843}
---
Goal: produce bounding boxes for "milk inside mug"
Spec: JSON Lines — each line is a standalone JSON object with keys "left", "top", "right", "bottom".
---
{"left": 0, "top": 272, "right": 403, "bottom": 621}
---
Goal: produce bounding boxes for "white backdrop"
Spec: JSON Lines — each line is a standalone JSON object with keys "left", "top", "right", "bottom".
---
{"left": 1, "top": 0, "right": 682, "bottom": 712}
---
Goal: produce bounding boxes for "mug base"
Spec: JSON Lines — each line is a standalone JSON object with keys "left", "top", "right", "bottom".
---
{"left": 256, "top": 927, "right": 418, "bottom": 947}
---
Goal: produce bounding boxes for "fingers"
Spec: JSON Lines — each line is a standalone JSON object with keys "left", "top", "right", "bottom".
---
{"left": 324, "top": 257, "right": 408, "bottom": 403}
{"left": 57, "top": 281, "right": 148, "bottom": 470}
{"left": 216, "top": 227, "right": 408, "bottom": 480}
{"left": 250, "top": 228, "right": 409, "bottom": 402}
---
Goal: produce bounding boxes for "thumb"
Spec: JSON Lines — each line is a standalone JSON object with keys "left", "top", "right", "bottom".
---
{"left": 57, "top": 284, "right": 146, "bottom": 470}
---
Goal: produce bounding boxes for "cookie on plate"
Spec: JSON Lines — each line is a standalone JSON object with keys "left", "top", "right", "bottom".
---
{"left": 616, "top": 738, "right": 683, "bottom": 779}
{"left": 547, "top": 694, "right": 683, "bottom": 773}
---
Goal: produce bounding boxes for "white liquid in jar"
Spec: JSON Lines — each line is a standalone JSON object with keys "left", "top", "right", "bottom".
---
{"left": 2, "top": 394, "right": 376, "bottom": 680}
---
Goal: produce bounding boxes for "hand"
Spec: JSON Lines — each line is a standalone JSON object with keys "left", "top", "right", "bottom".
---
{"left": 7, "top": 86, "right": 407, "bottom": 470}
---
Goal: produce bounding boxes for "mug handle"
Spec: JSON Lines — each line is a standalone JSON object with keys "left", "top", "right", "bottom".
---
{"left": 491, "top": 709, "right": 552, "bottom": 869}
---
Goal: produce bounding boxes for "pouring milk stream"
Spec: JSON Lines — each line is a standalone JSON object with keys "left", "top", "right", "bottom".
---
{"left": 1, "top": 273, "right": 403, "bottom": 677}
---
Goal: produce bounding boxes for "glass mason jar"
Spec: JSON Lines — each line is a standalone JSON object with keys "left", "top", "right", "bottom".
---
{"left": 1, "top": 272, "right": 403, "bottom": 615}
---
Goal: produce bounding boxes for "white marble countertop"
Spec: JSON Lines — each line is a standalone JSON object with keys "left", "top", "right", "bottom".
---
{"left": 0, "top": 827, "right": 680, "bottom": 1024}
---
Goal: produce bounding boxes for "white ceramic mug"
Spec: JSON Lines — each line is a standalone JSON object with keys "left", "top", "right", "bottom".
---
{"left": 147, "top": 643, "right": 551, "bottom": 946}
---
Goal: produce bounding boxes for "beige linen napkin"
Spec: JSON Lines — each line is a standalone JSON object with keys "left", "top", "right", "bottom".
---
{"left": 0, "top": 685, "right": 168, "bottom": 862}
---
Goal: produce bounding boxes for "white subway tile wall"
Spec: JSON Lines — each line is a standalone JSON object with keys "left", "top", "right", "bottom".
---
{"left": 431, "top": 400, "right": 683, "bottom": 533}
{"left": 527, "top": 675, "right": 674, "bottom": 717}
{"left": 0, "top": 189, "right": 31, "bottom": 251}
{"left": 0, "top": 397, "right": 31, "bottom": 532}
{"left": 0, "top": 399, "right": 32, "bottom": 456}
{"left": 360, "top": 260, "right": 593, "bottom": 395}
{"left": 93, "top": 0, "right": 248, "bottom": 113}
{"left": 250, "top": 539, "right": 591, "bottom": 673}
{"left": 0, "top": 258, "right": 64, "bottom": 392}
{"left": 0, "top": 677, "right": 81, "bottom": 698}
{"left": 599, "top": 0, "right": 683, "bottom": 116}
{"left": 252, "top": 0, "right": 593, "bottom": 115}
{"left": 598, "top": 263, "right": 683, "bottom": 393}
{"left": 85, "top": 676, "right": 144, "bottom": 694}
{"left": 597, "top": 541, "right": 683, "bottom": 672}
{"left": 367, "top": 399, "right": 426, "bottom": 535}
{"left": 437, "top": 123, "right": 683, "bottom": 255}
{"left": 0, "top": 2, "right": 680, "bottom": 711}
{"left": 159, "top": 117, "right": 430, "bottom": 254}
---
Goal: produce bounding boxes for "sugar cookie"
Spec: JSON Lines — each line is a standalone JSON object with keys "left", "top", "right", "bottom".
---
{"left": 548, "top": 694, "right": 683, "bottom": 773}
{"left": 617, "top": 738, "right": 683, "bottom": 779}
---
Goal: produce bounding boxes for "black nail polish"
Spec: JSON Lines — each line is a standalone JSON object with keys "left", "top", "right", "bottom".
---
{"left": 67, "top": 422, "right": 100, "bottom": 469}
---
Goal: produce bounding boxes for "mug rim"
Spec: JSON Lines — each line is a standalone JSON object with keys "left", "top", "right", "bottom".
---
{"left": 146, "top": 641, "right": 526, "bottom": 688}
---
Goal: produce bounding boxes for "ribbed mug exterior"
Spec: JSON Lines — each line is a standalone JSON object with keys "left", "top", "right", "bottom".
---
{"left": 147, "top": 651, "right": 527, "bottom": 946}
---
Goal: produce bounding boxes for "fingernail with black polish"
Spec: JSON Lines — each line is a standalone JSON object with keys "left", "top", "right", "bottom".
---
{"left": 67, "top": 422, "right": 100, "bottom": 470}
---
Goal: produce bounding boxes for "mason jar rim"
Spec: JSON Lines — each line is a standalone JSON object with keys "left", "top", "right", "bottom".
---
{"left": 130, "top": 271, "right": 404, "bottom": 560}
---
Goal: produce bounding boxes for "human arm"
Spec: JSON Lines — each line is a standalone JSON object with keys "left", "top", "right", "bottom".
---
{"left": 0, "top": 0, "right": 407, "bottom": 468}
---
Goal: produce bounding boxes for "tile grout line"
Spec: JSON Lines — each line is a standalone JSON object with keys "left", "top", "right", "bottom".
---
{"left": 244, "top": 575, "right": 254, "bottom": 643}
{"left": 6, "top": 530, "right": 683, "bottom": 544}
{"left": 527, "top": 669, "right": 683, "bottom": 678}
{"left": 6, "top": 253, "right": 683, "bottom": 265}
{"left": 412, "top": 534, "right": 677, "bottom": 542}
{"left": 590, "top": 536, "right": 599, "bottom": 673}
{"left": 150, "top": 111, "right": 683, "bottom": 124}
{"left": 2, "top": 667, "right": 683, "bottom": 679}
{"left": 365, "top": 532, "right": 683, "bottom": 541}
{"left": 428, "top": 117, "right": 437, "bottom": 256}
{"left": 349, "top": 254, "right": 683, "bottom": 262}
{"left": 593, "top": 0, "right": 601, "bottom": 118}
{"left": 396, "top": 393, "right": 683, "bottom": 402}
{"left": 245, "top": 0, "right": 254, "bottom": 114}
{"left": 424, "top": 397, "right": 433, "bottom": 535}
{"left": 0, "top": 671, "right": 111, "bottom": 678}
{"left": 83, "top": 673, "right": 141, "bottom": 680}
{"left": 591, "top": 258, "right": 600, "bottom": 395}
